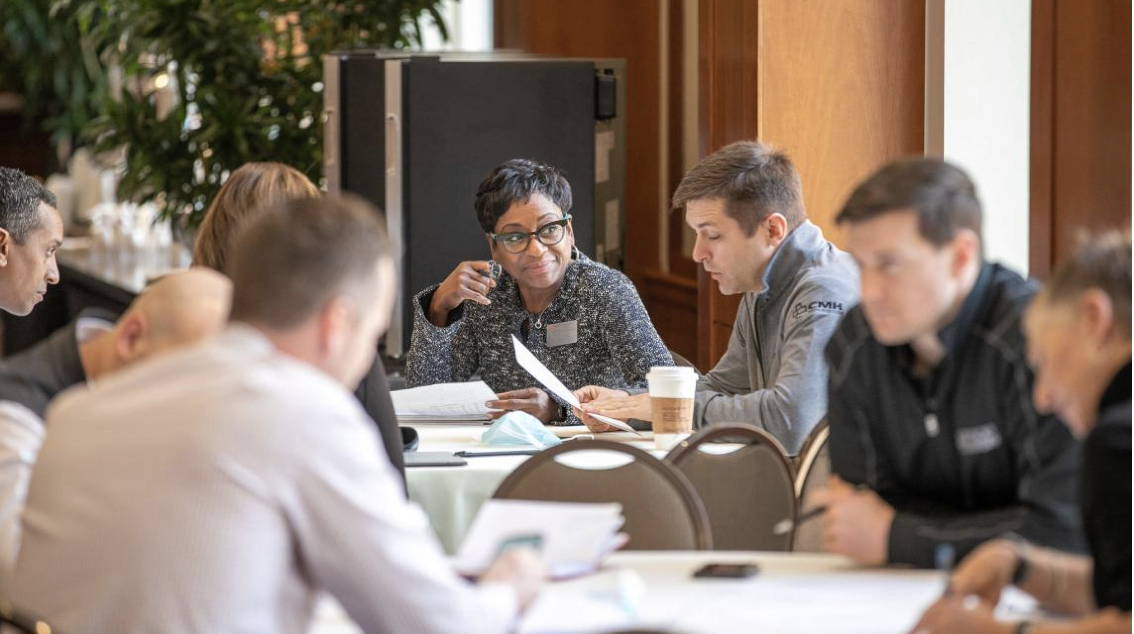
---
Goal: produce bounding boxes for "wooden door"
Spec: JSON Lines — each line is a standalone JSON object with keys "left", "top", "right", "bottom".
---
{"left": 1030, "top": 0, "right": 1132, "bottom": 277}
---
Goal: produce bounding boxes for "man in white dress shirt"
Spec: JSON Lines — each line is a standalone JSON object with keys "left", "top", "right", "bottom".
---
{"left": 12, "top": 196, "right": 543, "bottom": 633}
{"left": 0, "top": 267, "right": 232, "bottom": 588}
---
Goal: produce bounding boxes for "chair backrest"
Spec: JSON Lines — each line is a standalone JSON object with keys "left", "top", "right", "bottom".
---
{"left": 492, "top": 439, "right": 712, "bottom": 550}
{"left": 669, "top": 349, "right": 696, "bottom": 369}
{"left": 665, "top": 424, "right": 797, "bottom": 551}
{"left": 792, "top": 421, "right": 830, "bottom": 552}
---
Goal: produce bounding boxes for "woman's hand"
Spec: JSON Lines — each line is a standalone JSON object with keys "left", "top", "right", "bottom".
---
{"left": 946, "top": 539, "right": 1020, "bottom": 607}
{"left": 428, "top": 260, "right": 497, "bottom": 327}
{"left": 487, "top": 388, "right": 558, "bottom": 423}
{"left": 573, "top": 386, "right": 640, "bottom": 432}
{"left": 908, "top": 594, "right": 1014, "bottom": 634}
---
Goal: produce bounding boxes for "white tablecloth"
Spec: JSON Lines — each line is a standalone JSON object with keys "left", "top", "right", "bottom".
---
{"left": 312, "top": 550, "right": 1040, "bottom": 634}
{"left": 405, "top": 424, "right": 653, "bottom": 553}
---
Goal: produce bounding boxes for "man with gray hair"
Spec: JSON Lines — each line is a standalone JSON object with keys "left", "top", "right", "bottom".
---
{"left": 577, "top": 140, "right": 859, "bottom": 454}
{"left": 0, "top": 167, "right": 63, "bottom": 316}
{"left": 13, "top": 195, "right": 543, "bottom": 634}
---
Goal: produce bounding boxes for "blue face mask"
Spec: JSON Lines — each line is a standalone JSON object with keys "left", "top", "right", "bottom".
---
{"left": 481, "top": 411, "right": 563, "bottom": 449}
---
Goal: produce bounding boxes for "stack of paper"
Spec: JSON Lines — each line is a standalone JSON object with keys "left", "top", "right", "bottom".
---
{"left": 391, "top": 381, "right": 499, "bottom": 424}
{"left": 452, "top": 499, "right": 626, "bottom": 579}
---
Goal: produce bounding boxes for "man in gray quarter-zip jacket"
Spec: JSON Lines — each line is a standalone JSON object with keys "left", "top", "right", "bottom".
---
{"left": 813, "top": 157, "right": 1083, "bottom": 569}
{"left": 576, "top": 141, "right": 858, "bottom": 455}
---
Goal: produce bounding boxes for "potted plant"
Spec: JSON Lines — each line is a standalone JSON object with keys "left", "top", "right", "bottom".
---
{"left": 75, "top": 0, "right": 450, "bottom": 227}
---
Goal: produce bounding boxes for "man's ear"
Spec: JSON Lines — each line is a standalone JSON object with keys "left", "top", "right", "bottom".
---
{"left": 1078, "top": 288, "right": 1116, "bottom": 347}
{"left": 764, "top": 213, "right": 789, "bottom": 247}
{"left": 317, "top": 295, "right": 355, "bottom": 358}
{"left": 949, "top": 228, "right": 981, "bottom": 278}
{"left": 114, "top": 312, "right": 149, "bottom": 364}
{"left": 0, "top": 228, "right": 10, "bottom": 265}
{"left": 485, "top": 233, "right": 496, "bottom": 256}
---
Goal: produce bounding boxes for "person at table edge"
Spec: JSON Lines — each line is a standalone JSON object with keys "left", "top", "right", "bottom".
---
{"left": 405, "top": 158, "right": 672, "bottom": 425}
{"left": 575, "top": 140, "right": 859, "bottom": 454}
{"left": 911, "top": 231, "right": 1130, "bottom": 634}
{"left": 814, "top": 157, "right": 1084, "bottom": 568}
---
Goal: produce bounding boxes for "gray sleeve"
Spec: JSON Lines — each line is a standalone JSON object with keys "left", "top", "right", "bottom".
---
{"left": 599, "top": 273, "right": 674, "bottom": 389}
{"left": 694, "top": 295, "right": 755, "bottom": 405}
{"left": 695, "top": 282, "right": 851, "bottom": 454}
{"left": 404, "top": 286, "right": 479, "bottom": 387}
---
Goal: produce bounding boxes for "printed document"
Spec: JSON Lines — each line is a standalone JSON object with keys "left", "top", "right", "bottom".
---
{"left": 391, "top": 380, "right": 499, "bottom": 423}
{"left": 511, "top": 336, "right": 639, "bottom": 434}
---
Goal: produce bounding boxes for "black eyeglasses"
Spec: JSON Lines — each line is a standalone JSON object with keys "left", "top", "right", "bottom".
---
{"left": 490, "top": 215, "right": 571, "bottom": 254}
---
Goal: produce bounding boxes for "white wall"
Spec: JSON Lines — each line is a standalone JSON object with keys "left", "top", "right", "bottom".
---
{"left": 420, "top": 0, "right": 493, "bottom": 51}
{"left": 927, "top": 0, "right": 1032, "bottom": 274}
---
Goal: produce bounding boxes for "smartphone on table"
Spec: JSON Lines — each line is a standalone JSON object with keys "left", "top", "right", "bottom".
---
{"left": 692, "top": 562, "right": 760, "bottom": 579}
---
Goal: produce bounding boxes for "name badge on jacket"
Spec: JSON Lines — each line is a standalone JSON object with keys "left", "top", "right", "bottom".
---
{"left": 546, "top": 320, "right": 578, "bottom": 347}
{"left": 955, "top": 422, "right": 1003, "bottom": 456}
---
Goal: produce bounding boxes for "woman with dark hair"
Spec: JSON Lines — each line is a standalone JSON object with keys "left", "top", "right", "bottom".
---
{"left": 406, "top": 158, "right": 671, "bottom": 425}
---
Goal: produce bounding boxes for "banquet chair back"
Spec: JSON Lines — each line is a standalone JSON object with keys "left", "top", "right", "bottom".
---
{"left": 666, "top": 424, "right": 796, "bottom": 551}
{"left": 492, "top": 440, "right": 712, "bottom": 550}
{"left": 669, "top": 349, "right": 696, "bottom": 369}
{"left": 792, "top": 421, "right": 830, "bottom": 552}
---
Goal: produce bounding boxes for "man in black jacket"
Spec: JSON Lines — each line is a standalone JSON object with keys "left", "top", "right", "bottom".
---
{"left": 814, "top": 157, "right": 1083, "bottom": 568}
{"left": 912, "top": 231, "right": 1129, "bottom": 634}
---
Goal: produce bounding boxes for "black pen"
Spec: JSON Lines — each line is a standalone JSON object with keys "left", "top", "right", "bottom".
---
{"left": 772, "top": 505, "right": 827, "bottom": 536}
{"left": 454, "top": 448, "right": 541, "bottom": 458}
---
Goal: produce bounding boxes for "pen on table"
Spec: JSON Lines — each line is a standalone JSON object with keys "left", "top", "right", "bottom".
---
{"left": 454, "top": 448, "right": 542, "bottom": 457}
{"left": 772, "top": 505, "right": 826, "bottom": 536}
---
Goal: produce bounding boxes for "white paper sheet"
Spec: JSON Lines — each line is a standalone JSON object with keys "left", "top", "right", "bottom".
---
{"left": 452, "top": 499, "right": 625, "bottom": 578}
{"left": 511, "top": 336, "right": 640, "bottom": 434}
{"left": 391, "top": 380, "right": 499, "bottom": 422}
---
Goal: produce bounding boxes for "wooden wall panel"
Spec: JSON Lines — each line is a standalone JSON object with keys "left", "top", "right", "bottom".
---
{"left": 697, "top": 0, "right": 925, "bottom": 369}
{"left": 757, "top": 0, "right": 925, "bottom": 237}
{"left": 696, "top": 0, "right": 757, "bottom": 370}
{"left": 1031, "top": 0, "right": 1131, "bottom": 277}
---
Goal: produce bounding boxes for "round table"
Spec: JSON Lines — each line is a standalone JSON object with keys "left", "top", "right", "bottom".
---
{"left": 405, "top": 424, "right": 654, "bottom": 553}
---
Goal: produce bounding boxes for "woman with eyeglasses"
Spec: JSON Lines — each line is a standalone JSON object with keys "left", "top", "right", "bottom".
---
{"left": 406, "top": 158, "right": 672, "bottom": 425}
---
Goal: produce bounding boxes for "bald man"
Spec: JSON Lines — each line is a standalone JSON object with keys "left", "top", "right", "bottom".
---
{"left": 0, "top": 268, "right": 232, "bottom": 585}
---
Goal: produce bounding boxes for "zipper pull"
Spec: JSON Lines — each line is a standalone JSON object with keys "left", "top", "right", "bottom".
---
{"left": 924, "top": 412, "right": 940, "bottom": 438}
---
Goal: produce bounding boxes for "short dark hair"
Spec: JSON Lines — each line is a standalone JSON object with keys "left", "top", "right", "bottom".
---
{"left": 229, "top": 195, "right": 393, "bottom": 329}
{"left": 836, "top": 156, "right": 982, "bottom": 246}
{"left": 0, "top": 167, "right": 58, "bottom": 244}
{"left": 671, "top": 140, "right": 806, "bottom": 235}
{"left": 474, "top": 158, "right": 572, "bottom": 233}
{"left": 1040, "top": 230, "right": 1131, "bottom": 339}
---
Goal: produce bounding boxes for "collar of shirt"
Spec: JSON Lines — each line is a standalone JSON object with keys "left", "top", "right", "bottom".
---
{"left": 757, "top": 221, "right": 824, "bottom": 301}
{"left": 220, "top": 322, "right": 282, "bottom": 359}
{"left": 75, "top": 316, "right": 113, "bottom": 344}
{"left": 1098, "top": 360, "right": 1132, "bottom": 414}
{"left": 73, "top": 307, "right": 119, "bottom": 344}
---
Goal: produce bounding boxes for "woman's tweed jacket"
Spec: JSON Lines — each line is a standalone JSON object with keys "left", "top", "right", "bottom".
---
{"left": 405, "top": 252, "right": 672, "bottom": 425}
